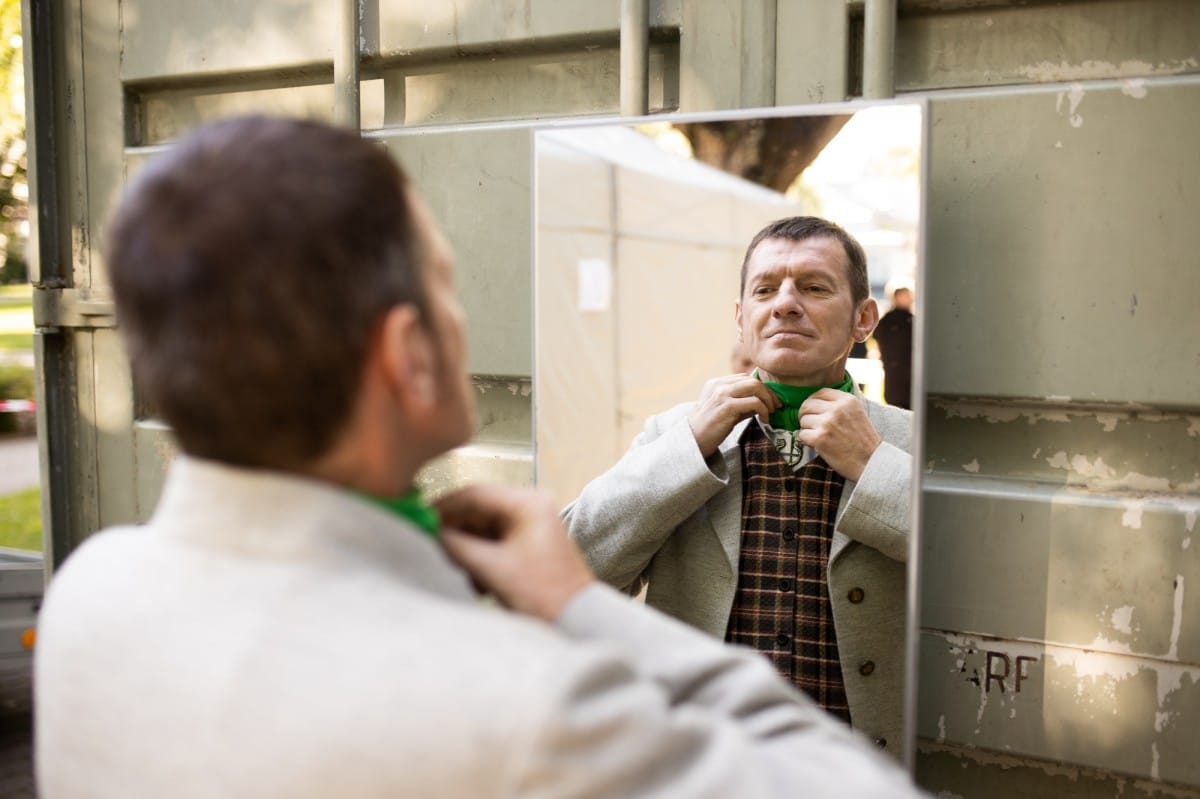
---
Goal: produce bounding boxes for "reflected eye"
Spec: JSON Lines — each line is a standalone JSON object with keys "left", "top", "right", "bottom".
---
{"left": 753, "top": 286, "right": 774, "bottom": 297}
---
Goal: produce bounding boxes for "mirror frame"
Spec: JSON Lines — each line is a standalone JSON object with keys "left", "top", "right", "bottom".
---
{"left": 530, "top": 98, "right": 929, "bottom": 770}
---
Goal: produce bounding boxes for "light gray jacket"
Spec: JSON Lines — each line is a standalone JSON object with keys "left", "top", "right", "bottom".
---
{"left": 566, "top": 394, "right": 913, "bottom": 757}
{"left": 35, "top": 456, "right": 923, "bottom": 799}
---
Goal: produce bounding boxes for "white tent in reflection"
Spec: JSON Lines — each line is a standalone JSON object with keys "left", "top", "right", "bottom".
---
{"left": 534, "top": 125, "right": 805, "bottom": 508}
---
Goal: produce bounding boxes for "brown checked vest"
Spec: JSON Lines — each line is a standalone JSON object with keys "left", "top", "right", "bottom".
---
{"left": 725, "top": 421, "right": 851, "bottom": 724}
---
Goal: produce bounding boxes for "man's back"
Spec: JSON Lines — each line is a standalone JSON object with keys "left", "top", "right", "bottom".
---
{"left": 37, "top": 458, "right": 923, "bottom": 799}
{"left": 36, "top": 460, "right": 553, "bottom": 798}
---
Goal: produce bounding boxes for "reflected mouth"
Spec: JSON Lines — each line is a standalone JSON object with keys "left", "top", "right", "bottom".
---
{"left": 768, "top": 330, "right": 815, "bottom": 340}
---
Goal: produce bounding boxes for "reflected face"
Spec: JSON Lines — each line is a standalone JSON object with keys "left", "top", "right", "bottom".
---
{"left": 410, "top": 194, "right": 476, "bottom": 450}
{"left": 736, "top": 236, "right": 876, "bottom": 386}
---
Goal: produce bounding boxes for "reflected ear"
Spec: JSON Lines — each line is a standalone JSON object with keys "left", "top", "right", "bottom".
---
{"left": 853, "top": 297, "right": 880, "bottom": 342}
{"left": 376, "top": 305, "right": 436, "bottom": 412}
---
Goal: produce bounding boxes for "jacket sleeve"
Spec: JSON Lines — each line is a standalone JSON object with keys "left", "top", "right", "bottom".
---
{"left": 563, "top": 408, "right": 731, "bottom": 591}
{"left": 504, "top": 584, "right": 926, "bottom": 799}
{"left": 835, "top": 440, "right": 911, "bottom": 563}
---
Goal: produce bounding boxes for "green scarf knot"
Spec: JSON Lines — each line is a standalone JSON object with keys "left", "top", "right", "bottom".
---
{"left": 365, "top": 487, "right": 441, "bottom": 539}
{"left": 760, "top": 371, "right": 855, "bottom": 431}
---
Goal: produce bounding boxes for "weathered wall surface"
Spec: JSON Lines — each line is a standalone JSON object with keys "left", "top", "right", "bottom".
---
{"left": 26, "top": 0, "right": 1200, "bottom": 795}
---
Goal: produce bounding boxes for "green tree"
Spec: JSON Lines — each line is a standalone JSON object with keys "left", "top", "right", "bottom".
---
{"left": 0, "top": 0, "right": 25, "bottom": 284}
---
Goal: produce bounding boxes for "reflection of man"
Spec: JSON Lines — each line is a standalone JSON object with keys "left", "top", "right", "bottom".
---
{"left": 567, "top": 216, "right": 912, "bottom": 757}
{"left": 35, "top": 120, "right": 923, "bottom": 798}
{"left": 730, "top": 339, "right": 755, "bottom": 373}
{"left": 874, "top": 286, "right": 914, "bottom": 410}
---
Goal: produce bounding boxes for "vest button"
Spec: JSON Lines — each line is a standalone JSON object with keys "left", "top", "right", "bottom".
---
{"left": 775, "top": 632, "right": 791, "bottom": 648}
{"left": 848, "top": 587, "right": 865, "bottom": 603}
{"left": 783, "top": 527, "right": 796, "bottom": 541}
{"left": 784, "top": 477, "right": 796, "bottom": 492}
{"left": 779, "top": 578, "right": 794, "bottom": 592}
{"left": 859, "top": 660, "right": 875, "bottom": 676}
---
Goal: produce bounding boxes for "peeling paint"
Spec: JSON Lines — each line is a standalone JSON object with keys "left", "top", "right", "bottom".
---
{"left": 1184, "top": 537, "right": 1192, "bottom": 550}
{"left": 962, "top": 459, "right": 980, "bottom": 473}
{"left": 1120, "top": 499, "right": 1145, "bottom": 529}
{"left": 1189, "top": 418, "right": 1200, "bottom": 437}
{"left": 1166, "top": 576, "right": 1183, "bottom": 661}
{"left": 1058, "top": 79, "right": 1086, "bottom": 125}
{"left": 938, "top": 714, "right": 946, "bottom": 743}
{"left": 1121, "top": 78, "right": 1148, "bottom": 99}
{"left": 1109, "top": 606, "right": 1134, "bottom": 635}
{"left": 1186, "top": 511, "right": 1197, "bottom": 532}
{"left": 1046, "top": 451, "right": 1070, "bottom": 470}
{"left": 1031, "top": 447, "right": 1041, "bottom": 459}
{"left": 1094, "top": 413, "right": 1121, "bottom": 432}
{"left": 1022, "top": 57, "right": 1200, "bottom": 82}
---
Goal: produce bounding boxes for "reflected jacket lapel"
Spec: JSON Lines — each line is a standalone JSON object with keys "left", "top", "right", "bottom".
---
{"left": 707, "top": 418, "right": 754, "bottom": 575}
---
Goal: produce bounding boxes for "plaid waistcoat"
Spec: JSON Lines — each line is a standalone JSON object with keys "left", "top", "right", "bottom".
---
{"left": 725, "top": 422, "right": 851, "bottom": 724}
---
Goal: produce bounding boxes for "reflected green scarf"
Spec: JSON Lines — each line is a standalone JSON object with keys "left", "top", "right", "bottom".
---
{"left": 760, "top": 371, "right": 855, "bottom": 431}
{"left": 366, "top": 487, "right": 441, "bottom": 539}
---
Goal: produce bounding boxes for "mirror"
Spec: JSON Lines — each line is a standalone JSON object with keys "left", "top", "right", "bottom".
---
{"left": 533, "top": 102, "right": 926, "bottom": 763}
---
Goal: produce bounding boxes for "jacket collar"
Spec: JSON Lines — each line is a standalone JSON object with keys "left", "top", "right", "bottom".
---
{"left": 152, "top": 456, "right": 477, "bottom": 603}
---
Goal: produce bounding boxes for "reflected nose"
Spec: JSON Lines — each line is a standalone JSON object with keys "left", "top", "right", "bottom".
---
{"left": 772, "top": 281, "right": 803, "bottom": 316}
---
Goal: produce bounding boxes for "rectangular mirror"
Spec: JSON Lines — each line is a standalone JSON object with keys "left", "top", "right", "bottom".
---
{"left": 533, "top": 101, "right": 927, "bottom": 766}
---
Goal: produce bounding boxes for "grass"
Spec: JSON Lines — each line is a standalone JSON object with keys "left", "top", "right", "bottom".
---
{"left": 0, "top": 487, "right": 41, "bottom": 552}
{"left": 0, "top": 331, "right": 31, "bottom": 351}
{"left": 0, "top": 283, "right": 40, "bottom": 553}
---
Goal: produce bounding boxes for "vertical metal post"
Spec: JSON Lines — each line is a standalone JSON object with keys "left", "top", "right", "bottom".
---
{"left": 335, "top": 0, "right": 361, "bottom": 129}
{"left": 620, "top": 0, "right": 649, "bottom": 117}
{"left": 862, "top": 0, "right": 896, "bottom": 99}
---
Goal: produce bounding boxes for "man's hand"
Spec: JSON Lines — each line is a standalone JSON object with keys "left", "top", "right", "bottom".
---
{"left": 687, "top": 374, "right": 781, "bottom": 458}
{"left": 797, "top": 389, "right": 883, "bottom": 482}
{"left": 436, "top": 485, "right": 594, "bottom": 622}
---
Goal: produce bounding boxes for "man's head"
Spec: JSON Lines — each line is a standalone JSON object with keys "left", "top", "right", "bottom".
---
{"left": 890, "top": 286, "right": 913, "bottom": 311}
{"left": 106, "top": 115, "right": 474, "bottom": 475}
{"left": 735, "top": 216, "right": 877, "bottom": 385}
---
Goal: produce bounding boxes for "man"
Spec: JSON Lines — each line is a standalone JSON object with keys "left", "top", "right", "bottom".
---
{"left": 874, "top": 285, "right": 915, "bottom": 409}
{"left": 34, "top": 118, "right": 923, "bottom": 798}
{"left": 567, "top": 217, "right": 913, "bottom": 757}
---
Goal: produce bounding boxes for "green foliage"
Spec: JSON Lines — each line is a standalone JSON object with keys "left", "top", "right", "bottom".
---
{"left": 0, "top": 362, "right": 32, "bottom": 399}
{"left": 0, "top": 330, "right": 30, "bottom": 350}
{"left": 0, "top": 486, "right": 40, "bottom": 552}
{"left": 0, "top": 0, "right": 26, "bottom": 284}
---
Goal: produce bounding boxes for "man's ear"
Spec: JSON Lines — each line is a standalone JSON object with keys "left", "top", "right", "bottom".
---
{"left": 853, "top": 297, "right": 880, "bottom": 343}
{"left": 375, "top": 304, "right": 436, "bottom": 413}
{"left": 734, "top": 299, "right": 744, "bottom": 341}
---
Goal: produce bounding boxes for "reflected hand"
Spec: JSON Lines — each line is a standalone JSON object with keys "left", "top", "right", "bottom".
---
{"left": 437, "top": 485, "right": 594, "bottom": 621}
{"left": 797, "top": 388, "right": 882, "bottom": 481}
{"left": 687, "top": 374, "right": 781, "bottom": 458}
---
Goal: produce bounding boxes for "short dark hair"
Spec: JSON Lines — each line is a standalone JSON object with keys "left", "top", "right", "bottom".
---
{"left": 739, "top": 216, "right": 870, "bottom": 305}
{"left": 106, "top": 115, "right": 428, "bottom": 470}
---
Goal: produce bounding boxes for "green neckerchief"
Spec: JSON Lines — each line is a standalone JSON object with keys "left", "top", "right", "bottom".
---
{"left": 757, "top": 370, "right": 855, "bottom": 431}
{"left": 365, "top": 487, "right": 441, "bottom": 539}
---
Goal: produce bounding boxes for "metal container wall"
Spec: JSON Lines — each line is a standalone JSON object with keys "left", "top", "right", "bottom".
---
{"left": 24, "top": 0, "right": 1200, "bottom": 795}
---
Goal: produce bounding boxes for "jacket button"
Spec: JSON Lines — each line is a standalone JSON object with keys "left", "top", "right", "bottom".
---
{"left": 779, "top": 578, "right": 794, "bottom": 592}
{"left": 775, "top": 632, "right": 791, "bottom": 647}
{"left": 874, "top": 737, "right": 887, "bottom": 748}
{"left": 784, "top": 477, "right": 796, "bottom": 492}
{"left": 782, "top": 527, "right": 796, "bottom": 541}
{"left": 859, "top": 660, "right": 875, "bottom": 676}
{"left": 848, "top": 587, "right": 865, "bottom": 603}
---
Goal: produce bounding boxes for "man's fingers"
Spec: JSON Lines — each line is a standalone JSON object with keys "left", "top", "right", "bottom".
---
{"left": 440, "top": 527, "right": 497, "bottom": 574}
{"left": 435, "top": 484, "right": 538, "bottom": 538}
